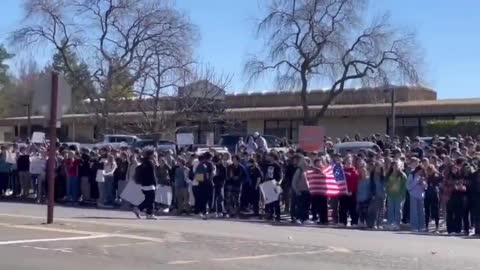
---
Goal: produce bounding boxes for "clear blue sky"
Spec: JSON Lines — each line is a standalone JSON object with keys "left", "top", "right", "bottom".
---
{"left": 1, "top": 0, "right": 479, "bottom": 99}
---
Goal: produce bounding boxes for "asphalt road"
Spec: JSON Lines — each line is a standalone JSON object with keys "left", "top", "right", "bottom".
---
{"left": 0, "top": 202, "right": 479, "bottom": 270}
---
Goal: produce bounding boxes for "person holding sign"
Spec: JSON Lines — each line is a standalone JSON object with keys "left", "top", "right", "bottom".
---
{"left": 133, "top": 150, "right": 158, "bottom": 220}
{"left": 261, "top": 152, "right": 283, "bottom": 222}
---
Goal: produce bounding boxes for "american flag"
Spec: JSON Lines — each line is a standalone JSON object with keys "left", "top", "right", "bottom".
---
{"left": 305, "top": 163, "right": 348, "bottom": 197}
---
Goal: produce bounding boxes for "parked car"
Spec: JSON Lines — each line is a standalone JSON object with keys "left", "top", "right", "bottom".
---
{"left": 219, "top": 134, "right": 286, "bottom": 153}
{"left": 63, "top": 142, "right": 82, "bottom": 151}
{"left": 191, "top": 145, "right": 229, "bottom": 156}
{"left": 419, "top": 136, "right": 457, "bottom": 146}
{"left": 95, "top": 134, "right": 140, "bottom": 149}
{"left": 132, "top": 139, "right": 177, "bottom": 154}
{"left": 333, "top": 141, "right": 377, "bottom": 156}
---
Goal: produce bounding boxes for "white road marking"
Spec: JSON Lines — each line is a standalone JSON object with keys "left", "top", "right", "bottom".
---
{"left": 0, "top": 221, "right": 168, "bottom": 244}
{"left": 165, "top": 249, "right": 339, "bottom": 265}
{"left": 166, "top": 260, "right": 200, "bottom": 265}
{"left": 326, "top": 246, "right": 352, "bottom": 253}
{"left": 0, "top": 222, "right": 102, "bottom": 236}
{"left": 22, "top": 245, "right": 74, "bottom": 253}
{"left": 0, "top": 235, "right": 110, "bottom": 246}
{"left": 210, "top": 249, "right": 329, "bottom": 262}
{"left": 100, "top": 241, "right": 154, "bottom": 248}
{"left": 109, "top": 233, "right": 166, "bottom": 243}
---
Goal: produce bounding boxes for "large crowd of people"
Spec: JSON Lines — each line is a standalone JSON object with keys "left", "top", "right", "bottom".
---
{"left": 1, "top": 133, "right": 480, "bottom": 236}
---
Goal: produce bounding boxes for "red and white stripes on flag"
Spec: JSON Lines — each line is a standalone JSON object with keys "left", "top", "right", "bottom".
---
{"left": 305, "top": 165, "right": 348, "bottom": 197}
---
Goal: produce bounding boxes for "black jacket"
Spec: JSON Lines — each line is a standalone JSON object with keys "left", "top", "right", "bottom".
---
{"left": 470, "top": 170, "right": 480, "bottom": 194}
{"left": 79, "top": 154, "right": 91, "bottom": 178}
{"left": 214, "top": 163, "right": 227, "bottom": 186}
{"left": 248, "top": 166, "right": 263, "bottom": 188}
{"left": 262, "top": 161, "right": 282, "bottom": 183}
{"left": 282, "top": 161, "right": 296, "bottom": 190}
{"left": 136, "top": 159, "right": 158, "bottom": 187}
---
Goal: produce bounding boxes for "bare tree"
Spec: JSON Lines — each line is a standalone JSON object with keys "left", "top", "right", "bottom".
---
{"left": 12, "top": 0, "right": 197, "bottom": 135}
{"left": 133, "top": 64, "right": 231, "bottom": 140}
{"left": 245, "top": 0, "right": 420, "bottom": 125}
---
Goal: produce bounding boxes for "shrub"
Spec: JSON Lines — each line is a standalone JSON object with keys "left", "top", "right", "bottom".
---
{"left": 425, "top": 120, "right": 480, "bottom": 136}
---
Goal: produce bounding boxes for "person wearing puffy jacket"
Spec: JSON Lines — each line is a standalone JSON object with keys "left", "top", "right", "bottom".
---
{"left": 339, "top": 157, "right": 360, "bottom": 226}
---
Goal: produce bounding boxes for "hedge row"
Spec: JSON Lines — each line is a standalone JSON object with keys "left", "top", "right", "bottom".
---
{"left": 425, "top": 120, "right": 480, "bottom": 136}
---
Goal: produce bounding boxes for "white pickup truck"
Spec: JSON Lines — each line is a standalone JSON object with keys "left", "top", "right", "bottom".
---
{"left": 95, "top": 134, "right": 140, "bottom": 149}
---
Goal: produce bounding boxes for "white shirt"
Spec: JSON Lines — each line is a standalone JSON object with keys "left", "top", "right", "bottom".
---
{"left": 103, "top": 162, "right": 117, "bottom": 177}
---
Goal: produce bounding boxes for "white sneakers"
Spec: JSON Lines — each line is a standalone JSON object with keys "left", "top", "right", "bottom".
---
{"left": 133, "top": 207, "right": 141, "bottom": 219}
{"left": 133, "top": 207, "right": 158, "bottom": 220}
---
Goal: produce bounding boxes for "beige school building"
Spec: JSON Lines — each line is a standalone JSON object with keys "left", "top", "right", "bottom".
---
{"left": 0, "top": 85, "right": 479, "bottom": 143}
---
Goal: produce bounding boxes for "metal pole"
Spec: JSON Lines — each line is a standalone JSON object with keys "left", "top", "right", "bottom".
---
{"left": 390, "top": 87, "right": 396, "bottom": 137}
{"left": 47, "top": 72, "right": 59, "bottom": 224}
{"left": 27, "top": 103, "right": 32, "bottom": 139}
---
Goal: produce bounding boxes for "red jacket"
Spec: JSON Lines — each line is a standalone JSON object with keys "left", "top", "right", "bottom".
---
{"left": 344, "top": 167, "right": 360, "bottom": 193}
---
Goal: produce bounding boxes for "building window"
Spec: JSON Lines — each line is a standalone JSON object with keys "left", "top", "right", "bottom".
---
{"left": 264, "top": 120, "right": 302, "bottom": 143}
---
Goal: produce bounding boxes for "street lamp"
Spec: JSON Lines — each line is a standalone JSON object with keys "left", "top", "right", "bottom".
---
{"left": 23, "top": 103, "right": 32, "bottom": 139}
{"left": 390, "top": 86, "right": 396, "bottom": 137}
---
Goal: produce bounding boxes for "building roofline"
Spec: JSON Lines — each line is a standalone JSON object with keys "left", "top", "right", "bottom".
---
{"left": 2, "top": 98, "right": 480, "bottom": 125}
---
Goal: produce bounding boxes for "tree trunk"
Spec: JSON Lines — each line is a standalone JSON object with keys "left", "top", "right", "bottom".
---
{"left": 300, "top": 70, "right": 313, "bottom": 125}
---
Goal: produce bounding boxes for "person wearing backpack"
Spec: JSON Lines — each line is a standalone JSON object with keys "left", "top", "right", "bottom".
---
{"left": 133, "top": 150, "right": 158, "bottom": 220}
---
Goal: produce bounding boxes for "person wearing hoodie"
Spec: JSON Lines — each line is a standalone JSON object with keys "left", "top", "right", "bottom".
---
{"left": 291, "top": 154, "right": 310, "bottom": 224}
{"left": 0, "top": 146, "right": 12, "bottom": 197}
{"left": 174, "top": 157, "right": 191, "bottom": 215}
{"left": 262, "top": 152, "right": 283, "bottom": 222}
{"left": 407, "top": 158, "right": 427, "bottom": 232}
{"left": 368, "top": 162, "right": 386, "bottom": 229}
{"left": 212, "top": 155, "right": 227, "bottom": 217}
{"left": 385, "top": 160, "right": 407, "bottom": 230}
{"left": 247, "top": 158, "right": 263, "bottom": 216}
{"left": 356, "top": 159, "right": 372, "bottom": 227}
{"left": 339, "top": 157, "right": 360, "bottom": 226}
{"left": 133, "top": 150, "right": 158, "bottom": 220}
{"left": 424, "top": 164, "right": 442, "bottom": 232}
{"left": 470, "top": 162, "right": 480, "bottom": 236}
{"left": 245, "top": 136, "right": 258, "bottom": 155}
{"left": 225, "top": 155, "right": 246, "bottom": 218}
{"left": 446, "top": 158, "right": 471, "bottom": 235}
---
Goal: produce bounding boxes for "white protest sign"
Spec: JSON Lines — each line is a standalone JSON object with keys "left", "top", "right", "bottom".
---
{"left": 31, "top": 132, "right": 46, "bottom": 143}
{"left": 260, "top": 180, "right": 282, "bottom": 204}
{"left": 176, "top": 133, "right": 194, "bottom": 146}
{"left": 120, "top": 181, "right": 144, "bottom": 206}
{"left": 155, "top": 185, "right": 173, "bottom": 206}
{"left": 206, "top": 132, "right": 214, "bottom": 146}
{"left": 188, "top": 185, "right": 195, "bottom": 206}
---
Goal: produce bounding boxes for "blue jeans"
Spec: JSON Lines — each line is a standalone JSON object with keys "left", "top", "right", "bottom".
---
{"left": 104, "top": 176, "right": 115, "bottom": 205}
{"left": 387, "top": 197, "right": 404, "bottom": 226}
{"left": 68, "top": 176, "right": 79, "bottom": 202}
{"left": 410, "top": 196, "right": 425, "bottom": 231}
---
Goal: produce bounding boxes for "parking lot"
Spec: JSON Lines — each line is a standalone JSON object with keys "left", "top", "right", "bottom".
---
{"left": 0, "top": 212, "right": 345, "bottom": 270}
{"left": 1, "top": 203, "right": 480, "bottom": 270}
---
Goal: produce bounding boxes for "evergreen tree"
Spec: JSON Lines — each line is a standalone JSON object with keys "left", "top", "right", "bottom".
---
{"left": 0, "top": 45, "right": 14, "bottom": 89}
{"left": 52, "top": 48, "right": 95, "bottom": 110}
